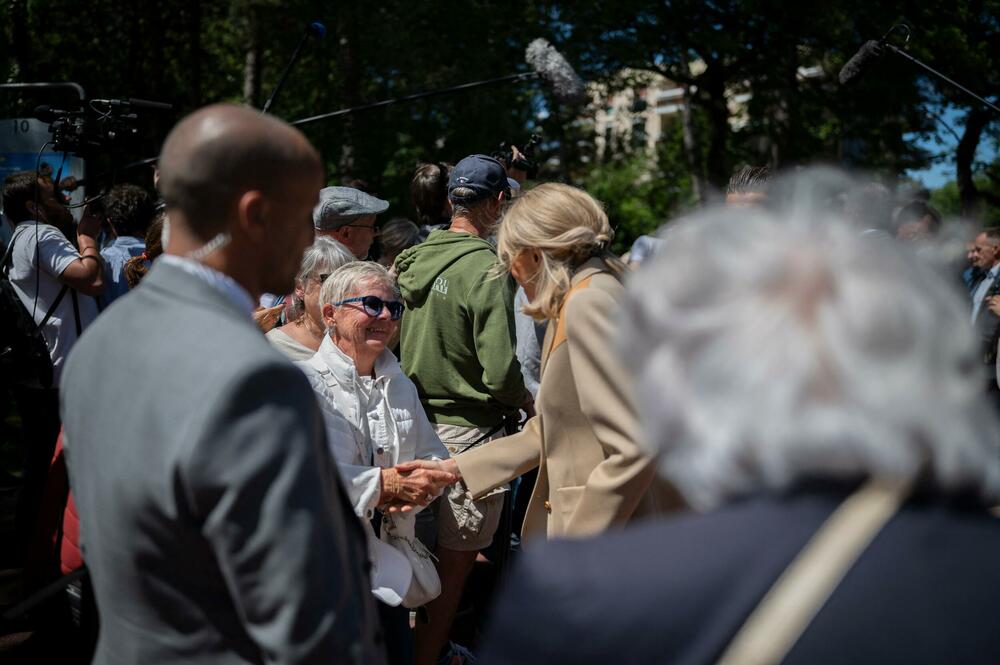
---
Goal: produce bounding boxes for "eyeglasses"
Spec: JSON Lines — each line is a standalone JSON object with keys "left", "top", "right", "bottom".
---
{"left": 333, "top": 295, "right": 404, "bottom": 320}
{"left": 341, "top": 223, "right": 380, "bottom": 235}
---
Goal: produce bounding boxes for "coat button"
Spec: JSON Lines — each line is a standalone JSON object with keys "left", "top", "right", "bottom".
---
{"left": 543, "top": 500, "right": 552, "bottom": 512}
{"left": 376, "top": 446, "right": 385, "bottom": 455}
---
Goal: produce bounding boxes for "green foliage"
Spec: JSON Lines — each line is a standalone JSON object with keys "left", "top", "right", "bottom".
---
{"left": 1, "top": 0, "right": 997, "bottom": 232}
{"left": 932, "top": 175, "right": 1000, "bottom": 226}
{"left": 586, "top": 117, "right": 697, "bottom": 253}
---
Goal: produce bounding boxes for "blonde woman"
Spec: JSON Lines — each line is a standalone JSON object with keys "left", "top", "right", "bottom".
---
{"left": 398, "top": 183, "right": 679, "bottom": 540}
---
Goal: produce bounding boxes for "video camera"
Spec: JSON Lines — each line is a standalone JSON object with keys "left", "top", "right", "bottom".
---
{"left": 34, "top": 98, "right": 172, "bottom": 156}
{"left": 493, "top": 132, "right": 542, "bottom": 180}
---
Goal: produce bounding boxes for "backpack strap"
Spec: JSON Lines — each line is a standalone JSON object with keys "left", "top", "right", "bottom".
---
{"left": 3, "top": 224, "right": 70, "bottom": 332}
{"left": 715, "top": 476, "right": 912, "bottom": 665}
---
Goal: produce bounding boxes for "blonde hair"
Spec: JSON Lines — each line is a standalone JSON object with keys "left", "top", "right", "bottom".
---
{"left": 497, "top": 182, "right": 625, "bottom": 320}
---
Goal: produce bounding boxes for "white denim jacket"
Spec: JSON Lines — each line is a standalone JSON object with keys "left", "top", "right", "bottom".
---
{"left": 297, "top": 335, "right": 449, "bottom": 520}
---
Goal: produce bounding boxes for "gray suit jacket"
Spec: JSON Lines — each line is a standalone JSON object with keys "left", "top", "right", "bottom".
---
{"left": 60, "top": 260, "right": 385, "bottom": 665}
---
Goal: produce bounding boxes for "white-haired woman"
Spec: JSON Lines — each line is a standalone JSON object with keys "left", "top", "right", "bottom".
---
{"left": 479, "top": 204, "right": 1000, "bottom": 665}
{"left": 265, "top": 236, "right": 353, "bottom": 360}
{"left": 400, "top": 182, "right": 679, "bottom": 540}
{"left": 296, "top": 261, "right": 455, "bottom": 665}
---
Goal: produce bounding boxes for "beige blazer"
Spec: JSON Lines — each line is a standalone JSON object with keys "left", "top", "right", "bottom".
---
{"left": 456, "top": 258, "right": 681, "bottom": 541}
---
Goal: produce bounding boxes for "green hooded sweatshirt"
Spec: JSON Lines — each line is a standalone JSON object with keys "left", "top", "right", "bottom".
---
{"left": 395, "top": 229, "right": 529, "bottom": 428}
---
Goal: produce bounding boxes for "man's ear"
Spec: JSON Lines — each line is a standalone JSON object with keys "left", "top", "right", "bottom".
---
{"left": 236, "top": 190, "right": 267, "bottom": 242}
{"left": 24, "top": 199, "right": 40, "bottom": 219}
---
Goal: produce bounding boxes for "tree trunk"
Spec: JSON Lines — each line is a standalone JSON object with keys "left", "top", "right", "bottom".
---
{"left": 680, "top": 86, "right": 706, "bottom": 205}
{"left": 10, "top": 0, "right": 31, "bottom": 80}
{"left": 242, "top": 6, "right": 262, "bottom": 107}
{"left": 700, "top": 71, "right": 731, "bottom": 195}
{"left": 957, "top": 107, "right": 990, "bottom": 219}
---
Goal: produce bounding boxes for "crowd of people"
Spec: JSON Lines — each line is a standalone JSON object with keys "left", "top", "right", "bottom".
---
{"left": 1, "top": 103, "right": 998, "bottom": 665}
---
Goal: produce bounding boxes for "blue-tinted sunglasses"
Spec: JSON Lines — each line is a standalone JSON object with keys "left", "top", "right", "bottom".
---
{"left": 333, "top": 295, "right": 404, "bottom": 320}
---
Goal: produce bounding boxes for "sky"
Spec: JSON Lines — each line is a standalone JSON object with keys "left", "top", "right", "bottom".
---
{"left": 906, "top": 105, "right": 997, "bottom": 189}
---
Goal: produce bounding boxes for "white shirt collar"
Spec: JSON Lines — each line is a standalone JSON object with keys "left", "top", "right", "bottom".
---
{"left": 316, "top": 334, "right": 399, "bottom": 385}
{"left": 159, "top": 254, "right": 256, "bottom": 318}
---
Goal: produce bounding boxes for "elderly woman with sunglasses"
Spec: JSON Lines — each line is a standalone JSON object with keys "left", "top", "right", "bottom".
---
{"left": 297, "top": 261, "right": 456, "bottom": 663}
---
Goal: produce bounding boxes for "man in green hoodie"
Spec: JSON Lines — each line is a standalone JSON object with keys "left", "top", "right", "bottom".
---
{"left": 395, "top": 154, "right": 532, "bottom": 665}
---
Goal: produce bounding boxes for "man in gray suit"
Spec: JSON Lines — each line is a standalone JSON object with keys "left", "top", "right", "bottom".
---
{"left": 60, "top": 105, "right": 385, "bottom": 664}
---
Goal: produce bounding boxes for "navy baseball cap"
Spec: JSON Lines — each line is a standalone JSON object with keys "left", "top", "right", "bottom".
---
{"left": 448, "top": 154, "right": 509, "bottom": 204}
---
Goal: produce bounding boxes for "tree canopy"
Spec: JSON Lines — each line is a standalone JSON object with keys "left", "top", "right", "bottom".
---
{"left": 2, "top": 0, "right": 998, "bottom": 249}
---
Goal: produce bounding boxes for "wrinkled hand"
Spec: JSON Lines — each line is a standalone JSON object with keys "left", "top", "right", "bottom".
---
{"left": 379, "top": 461, "right": 459, "bottom": 512}
{"left": 253, "top": 305, "right": 284, "bottom": 333}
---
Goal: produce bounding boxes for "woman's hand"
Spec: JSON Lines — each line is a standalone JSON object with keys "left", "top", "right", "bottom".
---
{"left": 379, "top": 462, "right": 459, "bottom": 512}
{"left": 253, "top": 304, "right": 284, "bottom": 333}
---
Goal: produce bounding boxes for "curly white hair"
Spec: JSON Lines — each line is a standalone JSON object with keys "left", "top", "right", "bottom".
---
{"left": 623, "top": 204, "right": 1000, "bottom": 510}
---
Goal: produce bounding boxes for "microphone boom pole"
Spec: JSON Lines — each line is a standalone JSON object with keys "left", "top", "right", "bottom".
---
{"left": 262, "top": 21, "right": 326, "bottom": 114}
{"left": 881, "top": 42, "right": 1000, "bottom": 115}
{"left": 290, "top": 72, "right": 536, "bottom": 127}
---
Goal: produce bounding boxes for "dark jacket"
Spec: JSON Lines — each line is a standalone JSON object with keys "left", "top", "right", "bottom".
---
{"left": 61, "top": 260, "right": 384, "bottom": 665}
{"left": 481, "top": 480, "right": 1000, "bottom": 665}
{"left": 971, "top": 269, "right": 1000, "bottom": 365}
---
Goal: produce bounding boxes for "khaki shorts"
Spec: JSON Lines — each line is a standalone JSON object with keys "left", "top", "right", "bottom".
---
{"left": 435, "top": 423, "right": 507, "bottom": 552}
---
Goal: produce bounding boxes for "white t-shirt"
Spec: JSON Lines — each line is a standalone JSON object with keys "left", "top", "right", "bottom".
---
{"left": 8, "top": 222, "right": 99, "bottom": 385}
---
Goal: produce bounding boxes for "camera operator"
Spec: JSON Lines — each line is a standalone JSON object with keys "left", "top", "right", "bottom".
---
{"left": 3, "top": 169, "right": 102, "bottom": 562}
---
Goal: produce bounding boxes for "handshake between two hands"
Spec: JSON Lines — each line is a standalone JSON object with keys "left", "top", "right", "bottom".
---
{"left": 379, "top": 458, "right": 461, "bottom": 513}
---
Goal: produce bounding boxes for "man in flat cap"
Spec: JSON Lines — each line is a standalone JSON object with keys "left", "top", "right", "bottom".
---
{"left": 313, "top": 185, "right": 389, "bottom": 259}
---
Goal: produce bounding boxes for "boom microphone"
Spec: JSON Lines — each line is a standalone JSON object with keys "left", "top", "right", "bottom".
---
{"left": 525, "top": 38, "right": 588, "bottom": 105}
{"left": 838, "top": 40, "right": 884, "bottom": 85}
{"left": 92, "top": 98, "right": 174, "bottom": 112}
{"left": 291, "top": 37, "right": 589, "bottom": 127}
{"left": 839, "top": 25, "right": 999, "bottom": 115}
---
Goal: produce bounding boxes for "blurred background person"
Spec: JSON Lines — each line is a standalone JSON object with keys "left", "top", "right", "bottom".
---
{"left": 481, "top": 205, "right": 1000, "bottom": 665}
{"left": 410, "top": 162, "right": 452, "bottom": 241}
{"left": 893, "top": 200, "right": 942, "bottom": 241}
{"left": 725, "top": 165, "right": 771, "bottom": 207}
{"left": 122, "top": 209, "right": 167, "bottom": 289}
{"left": 298, "top": 261, "right": 455, "bottom": 665}
{"left": 266, "top": 236, "right": 353, "bottom": 361}
{"left": 969, "top": 229, "right": 1000, "bottom": 395}
{"left": 98, "top": 183, "right": 157, "bottom": 309}
{"left": 375, "top": 217, "right": 422, "bottom": 269}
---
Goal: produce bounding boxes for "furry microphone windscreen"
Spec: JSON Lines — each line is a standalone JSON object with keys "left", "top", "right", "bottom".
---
{"left": 525, "top": 38, "right": 589, "bottom": 106}
{"left": 839, "top": 40, "right": 884, "bottom": 85}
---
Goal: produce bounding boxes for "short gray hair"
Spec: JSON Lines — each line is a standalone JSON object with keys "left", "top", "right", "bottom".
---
{"left": 287, "top": 236, "right": 353, "bottom": 320}
{"left": 296, "top": 236, "right": 354, "bottom": 285}
{"left": 320, "top": 261, "right": 400, "bottom": 311}
{"left": 449, "top": 187, "right": 493, "bottom": 222}
{"left": 623, "top": 206, "right": 1000, "bottom": 510}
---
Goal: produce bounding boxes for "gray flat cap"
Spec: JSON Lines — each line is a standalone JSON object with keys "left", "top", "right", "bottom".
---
{"left": 313, "top": 186, "right": 389, "bottom": 231}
